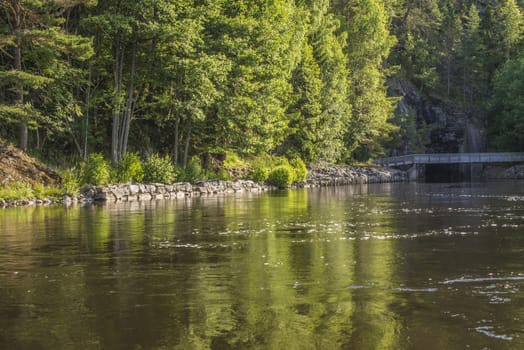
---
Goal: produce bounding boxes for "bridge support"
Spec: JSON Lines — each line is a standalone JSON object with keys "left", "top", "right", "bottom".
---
{"left": 461, "top": 163, "right": 484, "bottom": 181}
{"left": 408, "top": 164, "right": 424, "bottom": 181}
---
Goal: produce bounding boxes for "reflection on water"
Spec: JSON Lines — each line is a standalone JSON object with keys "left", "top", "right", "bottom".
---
{"left": 2, "top": 182, "right": 524, "bottom": 349}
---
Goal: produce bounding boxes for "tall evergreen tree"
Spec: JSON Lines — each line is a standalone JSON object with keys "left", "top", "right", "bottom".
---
{"left": 342, "top": 0, "right": 397, "bottom": 160}
{"left": 490, "top": 0, "right": 524, "bottom": 62}
{"left": 460, "top": 3, "right": 487, "bottom": 112}
{"left": 0, "top": 0, "right": 93, "bottom": 151}
{"left": 438, "top": 3, "right": 462, "bottom": 98}
{"left": 284, "top": 0, "right": 350, "bottom": 162}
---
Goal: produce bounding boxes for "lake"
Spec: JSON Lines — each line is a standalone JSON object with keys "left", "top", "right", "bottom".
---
{"left": 1, "top": 182, "right": 524, "bottom": 349}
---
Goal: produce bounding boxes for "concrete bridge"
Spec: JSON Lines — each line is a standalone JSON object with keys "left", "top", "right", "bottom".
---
{"left": 374, "top": 152, "right": 524, "bottom": 180}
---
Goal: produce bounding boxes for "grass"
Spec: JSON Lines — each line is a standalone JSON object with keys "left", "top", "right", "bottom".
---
{"left": 0, "top": 182, "right": 64, "bottom": 201}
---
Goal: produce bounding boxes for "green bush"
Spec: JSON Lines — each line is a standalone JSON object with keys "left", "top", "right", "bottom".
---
{"left": 223, "top": 151, "right": 246, "bottom": 167}
{"left": 204, "top": 168, "right": 231, "bottom": 181}
{"left": 272, "top": 156, "right": 291, "bottom": 167}
{"left": 143, "top": 154, "right": 176, "bottom": 184}
{"left": 59, "top": 168, "right": 82, "bottom": 195}
{"left": 114, "top": 152, "right": 144, "bottom": 183}
{"left": 290, "top": 157, "right": 307, "bottom": 182}
{"left": 249, "top": 163, "right": 269, "bottom": 183}
{"left": 267, "top": 165, "right": 294, "bottom": 188}
{"left": 82, "top": 153, "right": 111, "bottom": 185}
{"left": 178, "top": 158, "right": 203, "bottom": 183}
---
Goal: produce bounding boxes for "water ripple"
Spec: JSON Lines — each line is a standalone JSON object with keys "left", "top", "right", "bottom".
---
{"left": 474, "top": 326, "right": 513, "bottom": 341}
{"left": 442, "top": 276, "right": 524, "bottom": 285}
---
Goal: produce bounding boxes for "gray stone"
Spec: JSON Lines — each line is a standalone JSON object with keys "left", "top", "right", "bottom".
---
{"left": 138, "top": 193, "right": 152, "bottom": 201}
{"left": 129, "top": 184, "right": 140, "bottom": 194}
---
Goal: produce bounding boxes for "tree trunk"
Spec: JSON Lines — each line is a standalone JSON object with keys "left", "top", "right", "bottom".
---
{"left": 447, "top": 63, "right": 451, "bottom": 98}
{"left": 13, "top": 2, "right": 27, "bottom": 151}
{"left": 183, "top": 119, "right": 192, "bottom": 168}
{"left": 120, "top": 40, "right": 137, "bottom": 158}
{"left": 111, "top": 38, "right": 124, "bottom": 163}
{"left": 84, "top": 64, "right": 92, "bottom": 160}
{"left": 174, "top": 114, "right": 180, "bottom": 166}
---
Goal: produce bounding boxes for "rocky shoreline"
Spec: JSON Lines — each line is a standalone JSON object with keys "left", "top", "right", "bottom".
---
{"left": 483, "top": 165, "right": 524, "bottom": 180}
{"left": 5, "top": 163, "right": 524, "bottom": 208}
{"left": 305, "top": 163, "right": 407, "bottom": 186}
{"left": 0, "top": 164, "right": 408, "bottom": 208}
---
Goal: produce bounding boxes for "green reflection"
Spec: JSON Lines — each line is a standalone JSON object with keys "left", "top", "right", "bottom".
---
{"left": 2, "top": 183, "right": 524, "bottom": 349}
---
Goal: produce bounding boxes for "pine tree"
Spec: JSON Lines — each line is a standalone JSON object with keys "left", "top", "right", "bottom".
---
{"left": 491, "top": 0, "right": 524, "bottom": 62}
{"left": 343, "top": 0, "right": 398, "bottom": 160}
{"left": 0, "top": 0, "right": 92, "bottom": 151}
{"left": 438, "top": 3, "right": 462, "bottom": 99}
{"left": 460, "top": 3, "right": 487, "bottom": 112}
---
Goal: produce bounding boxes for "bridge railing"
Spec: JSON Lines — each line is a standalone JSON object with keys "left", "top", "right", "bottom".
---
{"left": 374, "top": 152, "right": 524, "bottom": 167}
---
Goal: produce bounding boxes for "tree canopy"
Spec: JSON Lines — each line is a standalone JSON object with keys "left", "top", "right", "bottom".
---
{"left": 1, "top": 0, "right": 523, "bottom": 164}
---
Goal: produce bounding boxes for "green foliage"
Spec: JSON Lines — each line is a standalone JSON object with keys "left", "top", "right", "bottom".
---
{"left": 0, "top": 182, "right": 34, "bottom": 200}
{"left": 178, "top": 158, "right": 203, "bottom": 183}
{"left": 460, "top": 4, "right": 488, "bottom": 112}
{"left": 490, "top": 0, "right": 524, "bottom": 62}
{"left": 223, "top": 152, "right": 246, "bottom": 167}
{"left": 203, "top": 168, "right": 231, "bottom": 181}
{"left": 489, "top": 56, "right": 524, "bottom": 150}
{"left": 0, "top": 182, "right": 62, "bottom": 200}
{"left": 81, "top": 153, "right": 111, "bottom": 185}
{"left": 289, "top": 157, "right": 308, "bottom": 182}
{"left": 4, "top": 0, "right": 523, "bottom": 167}
{"left": 386, "top": 109, "right": 434, "bottom": 154}
{"left": 142, "top": 154, "right": 176, "bottom": 184}
{"left": 249, "top": 164, "right": 270, "bottom": 183}
{"left": 0, "top": 0, "right": 94, "bottom": 151}
{"left": 267, "top": 165, "right": 294, "bottom": 188}
{"left": 58, "top": 168, "right": 82, "bottom": 195}
{"left": 114, "top": 153, "right": 144, "bottom": 183}
{"left": 33, "top": 184, "right": 63, "bottom": 199}
{"left": 344, "top": 0, "right": 398, "bottom": 161}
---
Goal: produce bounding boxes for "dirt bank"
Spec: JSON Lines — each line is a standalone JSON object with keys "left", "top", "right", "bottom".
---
{"left": 0, "top": 140, "right": 60, "bottom": 186}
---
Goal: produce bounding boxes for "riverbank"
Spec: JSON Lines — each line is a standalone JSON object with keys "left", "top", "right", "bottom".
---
{"left": 483, "top": 165, "right": 524, "bottom": 180}
{"left": 0, "top": 164, "right": 407, "bottom": 208}
{"left": 306, "top": 163, "right": 407, "bottom": 186}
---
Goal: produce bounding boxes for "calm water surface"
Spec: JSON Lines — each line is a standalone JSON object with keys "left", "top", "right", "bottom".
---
{"left": 2, "top": 182, "right": 524, "bottom": 349}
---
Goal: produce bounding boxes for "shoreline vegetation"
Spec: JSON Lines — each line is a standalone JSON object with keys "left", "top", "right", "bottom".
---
{"left": 1, "top": 140, "right": 523, "bottom": 209}
{"left": 3, "top": 161, "right": 524, "bottom": 209}
{"left": 0, "top": 138, "right": 407, "bottom": 208}
{"left": 0, "top": 164, "right": 408, "bottom": 209}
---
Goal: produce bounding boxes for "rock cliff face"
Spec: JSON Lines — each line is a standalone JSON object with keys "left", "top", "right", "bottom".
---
{"left": 393, "top": 80, "right": 486, "bottom": 155}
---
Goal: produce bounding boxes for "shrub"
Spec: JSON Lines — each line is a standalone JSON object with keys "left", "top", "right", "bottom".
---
{"left": 272, "top": 156, "right": 291, "bottom": 167}
{"left": 178, "top": 158, "right": 203, "bottom": 183}
{"left": 290, "top": 157, "right": 307, "bottom": 182}
{"left": 59, "top": 168, "right": 82, "bottom": 195}
{"left": 267, "top": 165, "right": 294, "bottom": 188}
{"left": 249, "top": 163, "right": 269, "bottom": 183}
{"left": 223, "top": 151, "right": 246, "bottom": 167}
{"left": 143, "top": 154, "right": 176, "bottom": 184}
{"left": 114, "top": 152, "right": 144, "bottom": 183}
{"left": 203, "top": 168, "right": 231, "bottom": 181}
{"left": 82, "top": 153, "right": 111, "bottom": 185}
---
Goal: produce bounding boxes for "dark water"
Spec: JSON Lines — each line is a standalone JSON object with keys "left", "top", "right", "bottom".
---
{"left": 2, "top": 182, "right": 524, "bottom": 349}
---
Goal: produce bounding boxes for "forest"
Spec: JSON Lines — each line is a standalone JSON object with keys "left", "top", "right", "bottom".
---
{"left": 1, "top": 0, "right": 523, "bottom": 177}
